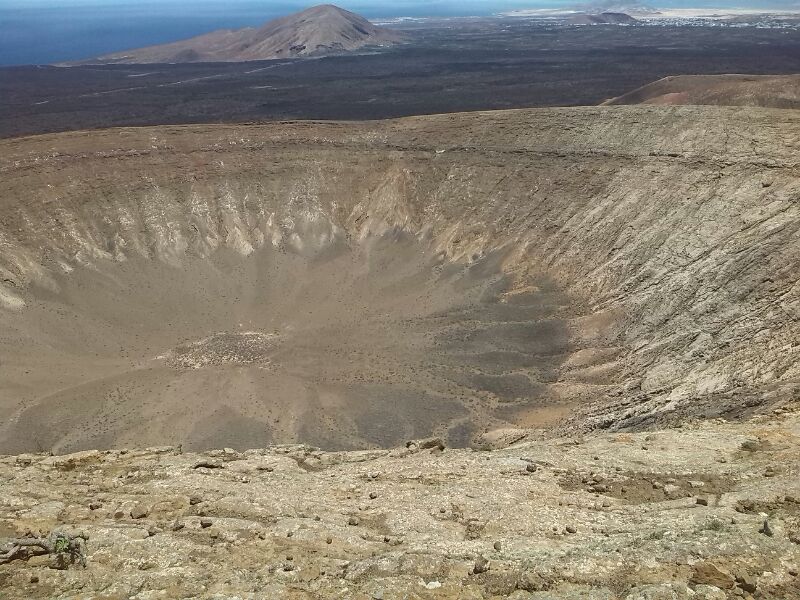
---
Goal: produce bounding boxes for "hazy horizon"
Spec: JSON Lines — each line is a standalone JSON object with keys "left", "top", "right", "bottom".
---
{"left": 1, "top": 0, "right": 798, "bottom": 66}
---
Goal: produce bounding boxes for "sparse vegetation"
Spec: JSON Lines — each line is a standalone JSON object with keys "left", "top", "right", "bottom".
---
{"left": 698, "top": 519, "right": 726, "bottom": 533}
{"left": 0, "top": 531, "right": 88, "bottom": 568}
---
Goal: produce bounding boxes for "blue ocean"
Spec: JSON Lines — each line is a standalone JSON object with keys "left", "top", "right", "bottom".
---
{"left": 0, "top": 0, "right": 791, "bottom": 66}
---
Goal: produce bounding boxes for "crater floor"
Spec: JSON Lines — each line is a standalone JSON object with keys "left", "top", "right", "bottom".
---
{"left": 2, "top": 236, "right": 580, "bottom": 452}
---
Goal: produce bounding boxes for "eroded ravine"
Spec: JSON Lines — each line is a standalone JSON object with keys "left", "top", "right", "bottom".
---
{"left": 0, "top": 106, "right": 798, "bottom": 453}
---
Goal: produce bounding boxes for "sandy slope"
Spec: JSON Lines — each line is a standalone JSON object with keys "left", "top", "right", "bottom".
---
{"left": 603, "top": 74, "right": 800, "bottom": 109}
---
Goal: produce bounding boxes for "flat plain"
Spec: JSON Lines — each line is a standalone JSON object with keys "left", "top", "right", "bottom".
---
{"left": 3, "top": 20, "right": 800, "bottom": 138}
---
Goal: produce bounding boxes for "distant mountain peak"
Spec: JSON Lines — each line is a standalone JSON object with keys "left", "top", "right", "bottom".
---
{"left": 74, "top": 4, "right": 406, "bottom": 65}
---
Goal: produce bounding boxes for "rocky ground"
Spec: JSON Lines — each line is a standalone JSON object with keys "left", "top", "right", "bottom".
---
{"left": 1, "top": 404, "right": 799, "bottom": 599}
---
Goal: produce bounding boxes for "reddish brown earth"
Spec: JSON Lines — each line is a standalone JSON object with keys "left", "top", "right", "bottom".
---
{"left": 603, "top": 74, "right": 800, "bottom": 108}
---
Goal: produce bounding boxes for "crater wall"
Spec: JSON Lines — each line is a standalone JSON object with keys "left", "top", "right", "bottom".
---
{"left": 0, "top": 106, "right": 797, "bottom": 453}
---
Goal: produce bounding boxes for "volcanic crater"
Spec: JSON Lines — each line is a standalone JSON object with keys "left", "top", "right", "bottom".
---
{"left": 0, "top": 106, "right": 797, "bottom": 454}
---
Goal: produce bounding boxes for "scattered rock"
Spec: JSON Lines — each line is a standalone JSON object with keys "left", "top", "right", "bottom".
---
{"left": 406, "top": 437, "right": 445, "bottom": 452}
{"left": 126, "top": 528, "right": 149, "bottom": 540}
{"left": 696, "top": 497, "right": 709, "bottom": 506}
{"left": 735, "top": 574, "right": 757, "bottom": 593}
{"left": 465, "top": 519, "right": 485, "bottom": 540}
{"left": 472, "top": 555, "right": 490, "bottom": 575}
{"left": 690, "top": 562, "right": 736, "bottom": 589}
{"left": 348, "top": 516, "right": 360, "bottom": 526}
{"left": 200, "top": 518, "right": 213, "bottom": 528}
{"left": 517, "top": 570, "right": 550, "bottom": 592}
{"left": 39, "top": 450, "right": 101, "bottom": 471}
{"left": 193, "top": 459, "right": 223, "bottom": 469}
{"left": 691, "top": 584, "right": 728, "bottom": 600}
{"left": 26, "top": 555, "right": 51, "bottom": 568}
{"left": 473, "top": 429, "right": 528, "bottom": 450}
{"left": 759, "top": 520, "right": 773, "bottom": 537}
{"left": 740, "top": 439, "right": 769, "bottom": 452}
{"left": 301, "top": 457, "right": 324, "bottom": 471}
{"left": 493, "top": 541, "right": 502, "bottom": 551}
{"left": 130, "top": 504, "right": 149, "bottom": 519}
{"left": 565, "top": 525, "right": 577, "bottom": 534}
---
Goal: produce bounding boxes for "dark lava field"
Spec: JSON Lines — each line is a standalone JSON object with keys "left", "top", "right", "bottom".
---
{"left": 3, "top": 20, "right": 800, "bottom": 138}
